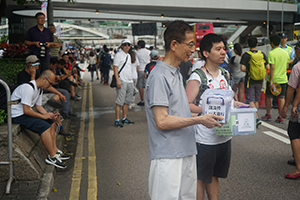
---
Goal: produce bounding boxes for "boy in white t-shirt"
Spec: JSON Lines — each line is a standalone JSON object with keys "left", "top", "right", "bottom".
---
{"left": 11, "top": 70, "right": 69, "bottom": 169}
{"left": 185, "top": 34, "right": 244, "bottom": 200}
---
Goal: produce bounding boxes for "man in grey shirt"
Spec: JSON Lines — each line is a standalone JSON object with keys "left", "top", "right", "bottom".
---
{"left": 145, "top": 20, "right": 223, "bottom": 200}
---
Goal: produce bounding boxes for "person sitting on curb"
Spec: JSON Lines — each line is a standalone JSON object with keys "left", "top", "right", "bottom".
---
{"left": 11, "top": 70, "right": 70, "bottom": 169}
{"left": 17, "top": 55, "right": 71, "bottom": 136}
{"left": 18, "top": 55, "right": 65, "bottom": 108}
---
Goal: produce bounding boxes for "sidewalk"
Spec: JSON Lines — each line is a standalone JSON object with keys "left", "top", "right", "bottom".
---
{"left": 0, "top": 87, "right": 82, "bottom": 200}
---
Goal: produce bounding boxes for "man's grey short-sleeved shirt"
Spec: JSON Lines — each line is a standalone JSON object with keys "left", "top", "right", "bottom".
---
{"left": 145, "top": 61, "right": 197, "bottom": 160}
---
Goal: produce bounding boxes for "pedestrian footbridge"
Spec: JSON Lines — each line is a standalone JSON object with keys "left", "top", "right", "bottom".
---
{"left": 9, "top": 0, "right": 298, "bottom": 24}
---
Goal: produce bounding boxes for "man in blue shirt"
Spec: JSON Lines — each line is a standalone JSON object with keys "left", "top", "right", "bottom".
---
{"left": 25, "top": 12, "right": 54, "bottom": 74}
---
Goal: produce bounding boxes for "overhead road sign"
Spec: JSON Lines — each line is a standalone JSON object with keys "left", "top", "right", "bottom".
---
{"left": 132, "top": 23, "right": 157, "bottom": 36}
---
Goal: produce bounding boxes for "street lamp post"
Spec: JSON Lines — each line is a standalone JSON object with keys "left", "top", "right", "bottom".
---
{"left": 47, "top": 0, "right": 53, "bottom": 27}
{"left": 267, "top": 0, "right": 269, "bottom": 41}
{"left": 281, "top": 0, "right": 284, "bottom": 33}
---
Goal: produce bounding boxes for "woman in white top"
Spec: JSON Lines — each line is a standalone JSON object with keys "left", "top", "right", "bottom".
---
{"left": 88, "top": 51, "right": 97, "bottom": 81}
{"left": 128, "top": 49, "right": 139, "bottom": 108}
{"left": 230, "top": 43, "right": 245, "bottom": 102}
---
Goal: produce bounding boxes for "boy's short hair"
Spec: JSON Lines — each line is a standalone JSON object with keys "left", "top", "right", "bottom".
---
{"left": 137, "top": 40, "right": 146, "bottom": 48}
{"left": 270, "top": 34, "right": 281, "bottom": 46}
{"left": 164, "top": 20, "right": 193, "bottom": 52}
{"left": 35, "top": 12, "right": 45, "bottom": 19}
{"left": 50, "top": 57, "right": 59, "bottom": 65}
{"left": 199, "top": 33, "right": 223, "bottom": 61}
{"left": 58, "top": 59, "right": 66, "bottom": 66}
{"left": 248, "top": 36, "right": 258, "bottom": 48}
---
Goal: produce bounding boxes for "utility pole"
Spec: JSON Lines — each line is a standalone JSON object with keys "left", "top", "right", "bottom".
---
{"left": 281, "top": 0, "right": 284, "bottom": 33}
{"left": 267, "top": 0, "right": 269, "bottom": 41}
{"left": 47, "top": 0, "right": 53, "bottom": 27}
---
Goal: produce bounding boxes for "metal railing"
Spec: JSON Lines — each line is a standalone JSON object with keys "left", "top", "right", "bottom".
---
{"left": 0, "top": 79, "right": 14, "bottom": 194}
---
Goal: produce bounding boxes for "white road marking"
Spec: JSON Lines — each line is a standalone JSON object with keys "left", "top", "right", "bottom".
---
{"left": 263, "top": 131, "right": 290, "bottom": 144}
{"left": 258, "top": 121, "right": 291, "bottom": 144}
{"left": 261, "top": 121, "right": 288, "bottom": 136}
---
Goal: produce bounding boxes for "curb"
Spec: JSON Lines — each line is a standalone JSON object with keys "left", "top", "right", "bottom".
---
{"left": 36, "top": 89, "right": 79, "bottom": 199}
{"left": 36, "top": 124, "right": 69, "bottom": 199}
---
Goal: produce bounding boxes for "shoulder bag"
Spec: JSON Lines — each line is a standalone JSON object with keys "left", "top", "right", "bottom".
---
{"left": 110, "top": 55, "right": 128, "bottom": 88}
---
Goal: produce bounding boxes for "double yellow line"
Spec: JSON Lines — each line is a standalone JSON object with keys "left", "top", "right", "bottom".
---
{"left": 69, "top": 82, "right": 97, "bottom": 200}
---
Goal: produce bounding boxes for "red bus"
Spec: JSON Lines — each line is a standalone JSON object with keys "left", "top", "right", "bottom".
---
{"left": 194, "top": 22, "right": 214, "bottom": 48}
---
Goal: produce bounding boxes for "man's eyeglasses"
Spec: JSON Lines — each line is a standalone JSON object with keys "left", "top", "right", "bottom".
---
{"left": 177, "top": 40, "right": 196, "bottom": 48}
{"left": 45, "top": 77, "right": 55, "bottom": 86}
{"left": 122, "top": 43, "right": 131, "bottom": 47}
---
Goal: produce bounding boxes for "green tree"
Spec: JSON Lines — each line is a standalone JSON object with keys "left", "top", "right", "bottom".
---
{"left": 0, "top": 34, "right": 8, "bottom": 44}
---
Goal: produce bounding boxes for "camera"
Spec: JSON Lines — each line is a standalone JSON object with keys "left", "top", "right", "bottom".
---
{"left": 39, "top": 42, "right": 46, "bottom": 58}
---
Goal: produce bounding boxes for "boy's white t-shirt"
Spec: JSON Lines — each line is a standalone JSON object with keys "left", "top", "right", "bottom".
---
{"left": 11, "top": 80, "right": 43, "bottom": 118}
{"left": 188, "top": 66, "right": 232, "bottom": 145}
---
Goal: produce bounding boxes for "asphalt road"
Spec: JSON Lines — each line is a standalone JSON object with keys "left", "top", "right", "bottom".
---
{"left": 49, "top": 67, "right": 300, "bottom": 200}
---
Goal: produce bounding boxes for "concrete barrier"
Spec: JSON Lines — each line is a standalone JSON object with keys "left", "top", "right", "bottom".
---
{"left": 0, "top": 124, "right": 48, "bottom": 181}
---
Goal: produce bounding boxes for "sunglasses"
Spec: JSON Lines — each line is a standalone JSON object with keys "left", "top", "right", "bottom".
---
{"left": 31, "top": 62, "right": 40, "bottom": 66}
{"left": 45, "top": 77, "right": 55, "bottom": 86}
{"left": 122, "top": 43, "right": 131, "bottom": 47}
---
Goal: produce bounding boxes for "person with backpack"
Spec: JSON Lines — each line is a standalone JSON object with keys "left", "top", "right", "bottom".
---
{"left": 262, "top": 34, "right": 290, "bottom": 123}
{"left": 240, "top": 36, "right": 269, "bottom": 127}
{"left": 185, "top": 33, "right": 245, "bottom": 200}
{"left": 101, "top": 48, "right": 111, "bottom": 85}
{"left": 11, "top": 70, "right": 70, "bottom": 169}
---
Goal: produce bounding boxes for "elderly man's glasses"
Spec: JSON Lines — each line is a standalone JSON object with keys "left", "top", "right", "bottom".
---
{"left": 177, "top": 40, "right": 196, "bottom": 48}
{"left": 45, "top": 77, "right": 55, "bottom": 86}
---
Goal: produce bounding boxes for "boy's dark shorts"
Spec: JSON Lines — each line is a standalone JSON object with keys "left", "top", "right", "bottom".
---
{"left": 12, "top": 114, "right": 54, "bottom": 136}
{"left": 196, "top": 140, "right": 231, "bottom": 183}
{"left": 265, "top": 82, "right": 287, "bottom": 98}
{"left": 288, "top": 121, "right": 300, "bottom": 141}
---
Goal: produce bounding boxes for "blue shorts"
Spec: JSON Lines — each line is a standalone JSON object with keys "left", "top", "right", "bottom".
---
{"left": 233, "top": 77, "right": 245, "bottom": 85}
{"left": 12, "top": 114, "right": 54, "bottom": 136}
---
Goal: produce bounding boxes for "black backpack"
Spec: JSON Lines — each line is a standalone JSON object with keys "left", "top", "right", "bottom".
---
{"left": 0, "top": 76, "right": 42, "bottom": 113}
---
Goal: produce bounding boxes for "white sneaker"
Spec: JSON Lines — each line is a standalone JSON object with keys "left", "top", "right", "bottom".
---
{"left": 45, "top": 154, "right": 67, "bottom": 169}
{"left": 57, "top": 149, "right": 70, "bottom": 160}
{"left": 133, "top": 87, "right": 139, "bottom": 96}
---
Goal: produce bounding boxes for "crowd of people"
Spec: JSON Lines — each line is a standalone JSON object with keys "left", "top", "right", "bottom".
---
{"left": 4, "top": 11, "right": 300, "bottom": 199}
{"left": 9, "top": 12, "right": 83, "bottom": 169}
